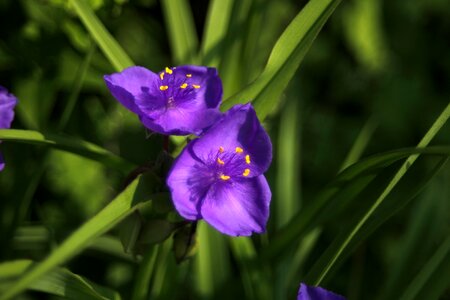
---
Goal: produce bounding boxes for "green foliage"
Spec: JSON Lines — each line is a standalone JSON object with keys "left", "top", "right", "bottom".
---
{"left": 0, "top": 0, "right": 449, "bottom": 299}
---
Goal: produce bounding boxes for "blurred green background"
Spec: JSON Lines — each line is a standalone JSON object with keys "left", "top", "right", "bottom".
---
{"left": 0, "top": 0, "right": 449, "bottom": 299}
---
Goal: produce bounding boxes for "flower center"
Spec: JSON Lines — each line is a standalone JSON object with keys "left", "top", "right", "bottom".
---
{"left": 212, "top": 146, "right": 251, "bottom": 181}
{"left": 158, "top": 67, "right": 201, "bottom": 109}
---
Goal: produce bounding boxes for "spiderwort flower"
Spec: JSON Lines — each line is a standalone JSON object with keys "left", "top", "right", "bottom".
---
{"left": 167, "top": 104, "right": 272, "bottom": 236}
{"left": 104, "top": 65, "right": 223, "bottom": 135}
{"left": 0, "top": 86, "right": 18, "bottom": 171}
{"left": 297, "top": 283, "right": 346, "bottom": 300}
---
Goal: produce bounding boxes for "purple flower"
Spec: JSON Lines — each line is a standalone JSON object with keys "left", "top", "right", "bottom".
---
{"left": 104, "top": 65, "right": 223, "bottom": 135}
{"left": 0, "top": 86, "right": 18, "bottom": 171}
{"left": 298, "top": 283, "right": 346, "bottom": 300}
{"left": 167, "top": 104, "right": 272, "bottom": 236}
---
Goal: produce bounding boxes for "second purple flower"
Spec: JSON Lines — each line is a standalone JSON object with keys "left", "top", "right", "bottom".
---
{"left": 104, "top": 65, "right": 223, "bottom": 135}
{"left": 167, "top": 104, "right": 272, "bottom": 236}
{"left": 0, "top": 86, "right": 18, "bottom": 172}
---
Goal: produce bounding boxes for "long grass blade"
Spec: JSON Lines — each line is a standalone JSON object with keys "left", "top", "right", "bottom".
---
{"left": 69, "top": 0, "right": 134, "bottom": 71}
{"left": 161, "top": 0, "right": 199, "bottom": 65}
{"left": 0, "top": 129, "right": 134, "bottom": 172}
{"left": 221, "top": 0, "right": 342, "bottom": 120}
{"left": 311, "top": 102, "right": 450, "bottom": 285}
{"left": 0, "top": 175, "right": 161, "bottom": 300}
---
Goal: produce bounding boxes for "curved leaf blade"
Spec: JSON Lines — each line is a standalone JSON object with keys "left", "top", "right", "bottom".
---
{"left": 0, "top": 129, "right": 134, "bottom": 172}
{"left": 221, "top": 0, "right": 342, "bottom": 120}
{"left": 0, "top": 175, "right": 162, "bottom": 300}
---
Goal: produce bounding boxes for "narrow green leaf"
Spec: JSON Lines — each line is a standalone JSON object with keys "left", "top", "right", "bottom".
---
{"left": 222, "top": 0, "right": 342, "bottom": 120}
{"left": 262, "top": 146, "right": 450, "bottom": 260}
{"left": 201, "top": 0, "right": 234, "bottom": 67}
{"left": 131, "top": 246, "right": 159, "bottom": 300}
{"left": 0, "top": 175, "right": 161, "bottom": 300}
{"left": 311, "top": 101, "right": 450, "bottom": 285}
{"left": 69, "top": 0, "right": 134, "bottom": 71}
{"left": 0, "top": 129, "right": 134, "bottom": 172}
{"left": 0, "top": 260, "right": 121, "bottom": 300}
{"left": 161, "top": 0, "right": 199, "bottom": 65}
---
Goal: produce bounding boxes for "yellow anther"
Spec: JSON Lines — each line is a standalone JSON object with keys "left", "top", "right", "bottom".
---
{"left": 192, "top": 84, "right": 201, "bottom": 89}
{"left": 220, "top": 174, "right": 230, "bottom": 181}
{"left": 165, "top": 67, "right": 173, "bottom": 74}
{"left": 243, "top": 169, "right": 250, "bottom": 177}
{"left": 219, "top": 146, "right": 224, "bottom": 153}
{"left": 235, "top": 147, "right": 243, "bottom": 153}
{"left": 180, "top": 83, "right": 188, "bottom": 89}
{"left": 186, "top": 74, "right": 192, "bottom": 78}
{"left": 245, "top": 155, "right": 251, "bottom": 164}
{"left": 217, "top": 158, "right": 225, "bottom": 165}
{"left": 160, "top": 72, "right": 164, "bottom": 80}
{"left": 159, "top": 85, "right": 169, "bottom": 91}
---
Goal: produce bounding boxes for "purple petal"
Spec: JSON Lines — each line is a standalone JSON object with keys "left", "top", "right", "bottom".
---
{"left": 200, "top": 175, "right": 271, "bottom": 236}
{"left": 0, "top": 86, "right": 18, "bottom": 129}
{"left": 0, "top": 152, "right": 5, "bottom": 172}
{"left": 297, "top": 283, "right": 346, "bottom": 300}
{"left": 140, "top": 108, "right": 222, "bottom": 136}
{"left": 104, "top": 66, "right": 160, "bottom": 115}
{"left": 166, "top": 141, "right": 207, "bottom": 220}
{"left": 172, "top": 65, "right": 222, "bottom": 109}
{"left": 193, "top": 103, "right": 272, "bottom": 176}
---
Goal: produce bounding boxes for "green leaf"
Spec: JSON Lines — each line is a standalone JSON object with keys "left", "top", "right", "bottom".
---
{"left": 400, "top": 235, "right": 450, "bottom": 300}
{"left": 309, "top": 102, "right": 450, "bottom": 285}
{"left": 161, "top": 0, "right": 199, "bottom": 65}
{"left": 200, "top": 0, "right": 234, "bottom": 67}
{"left": 305, "top": 156, "right": 449, "bottom": 285}
{"left": 0, "top": 174, "right": 162, "bottom": 300}
{"left": 69, "top": 0, "right": 134, "bottom": 71}
{"left": 221, "top": 0, "right": 343, "bottom": 120}
{"left": 262, "top": 146, "right": 450, "bottom": 260}
{"left": 0, "top": 260, "right": 121, "bottom": 300}
{"left": 0, "top": 129, "right": 134, "bottom": 172}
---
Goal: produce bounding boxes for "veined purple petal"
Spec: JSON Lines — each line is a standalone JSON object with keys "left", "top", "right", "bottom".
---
{"left": 200, "top": 175, "right": 271, "bottom": 236}
{"left": 167, "top": 103, "right": 272, "bottom": 236}
{"left": 0, "top": 86, "right": 18, "bottom": 129}
{"left": 104, "top": 65, "right": 223, "bottom": 135}
{"left": 104, "top": 66, "right": 159, "bottom": 115}
{"left": 192, "top": 103, "right": 272, "bottom": 177}
{"left": 0, "top": 86, "right": 18, "bottom": 172}
{"left": 297, "top": 283, "right": 346, "bottom": 300}
{"left": 166, "top": 142, "right": 206, "bottom": 220}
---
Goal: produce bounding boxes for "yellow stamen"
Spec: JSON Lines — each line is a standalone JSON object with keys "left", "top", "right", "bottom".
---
{"left": 245, "top": 154, "right": 251, "bottom": 164}
{"left": 165, "top": 67, "right": 173, "bottom": 74}
{"left": 186, "top": 74, "right": 192, "bottom": 78}
{"left": 219, "top": 146, "right": 224, "bottom": 153}
{"left": 235, "top": 147, "right": 243, "bottom": 153}
{"left": 220, "top": 174, "right": 230, "bottom": 181}
{"left": 160, "top": 72, "right": 164, "bottom": 80}
{"left": 192, "top": 84, "right": 201, "bottom": 89}
{"left": 243, "top": 169, "right": 250, "bottom": 177}
{"left": 159, "top": 85, "right": 169, "bottom": 91}
{"left": 217, "top": 158, "right": 225, "bottom": 165}
{"left": 180, "top": 83, "right": 188, "bottom": 89}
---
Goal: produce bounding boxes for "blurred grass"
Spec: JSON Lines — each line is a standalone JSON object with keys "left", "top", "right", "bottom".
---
{"left": 0, "top": 0, "right": 450, "bottom": 299}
